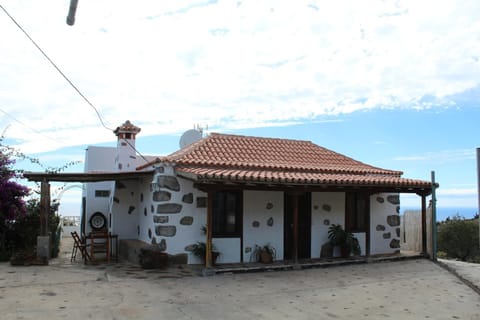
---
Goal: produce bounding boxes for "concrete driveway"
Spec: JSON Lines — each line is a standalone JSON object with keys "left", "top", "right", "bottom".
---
{"left": 1, "top": 256, "right": 479, "bottom": 320}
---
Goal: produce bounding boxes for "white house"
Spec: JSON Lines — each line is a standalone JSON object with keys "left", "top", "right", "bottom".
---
{"left": 77, "top": 120, "right": 434, "bottom": 266}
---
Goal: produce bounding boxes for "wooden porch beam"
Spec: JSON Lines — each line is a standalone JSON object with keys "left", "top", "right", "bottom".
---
{"left": 421, "top": 194, "right": 427, "bottom": 255}
{"left": 205, "top": 191, "right": 213, "bottom": 268}
{"left": 40, "top": 180, "right": 50, "bottom": 236}
{"left": 292, "top": 193, "right": 299, "bottom": 264}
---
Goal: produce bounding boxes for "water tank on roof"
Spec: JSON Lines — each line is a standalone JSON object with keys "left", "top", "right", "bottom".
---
{"left": 179, "top": 129, "right": 203, "bottom": 148}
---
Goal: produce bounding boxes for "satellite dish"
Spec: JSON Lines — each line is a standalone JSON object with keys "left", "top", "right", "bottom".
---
{"left": 179, "top": 129, "right": 202, "bottom": 148}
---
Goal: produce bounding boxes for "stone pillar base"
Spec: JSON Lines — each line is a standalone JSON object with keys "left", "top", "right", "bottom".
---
{"left": 36, "top": 236, "right": 50, "bottom": 261}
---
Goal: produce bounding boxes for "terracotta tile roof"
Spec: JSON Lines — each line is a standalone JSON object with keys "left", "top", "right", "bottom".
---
{"left": 139, "top": 133, "right": 433, "bottom": 190}
{"left": 164, "top": 133, "right": 402, "bottom": 175}
{"left": 175, "top": 167, "right": 431, "bottom": 189}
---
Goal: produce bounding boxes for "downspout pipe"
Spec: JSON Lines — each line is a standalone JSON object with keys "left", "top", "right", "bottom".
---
{"left": 431, "top": 171, "right": 437, "bottom": 261}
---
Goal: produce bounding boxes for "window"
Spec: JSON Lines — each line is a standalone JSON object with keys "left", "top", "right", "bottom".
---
{"left": 212, "top": 191, "right": 242, "bottom": 237}
{"left": 95, "top": 190, "right": 110, "bottom": 197}
{"left": 345, "top": 192, "right": 369, "bottom": 232}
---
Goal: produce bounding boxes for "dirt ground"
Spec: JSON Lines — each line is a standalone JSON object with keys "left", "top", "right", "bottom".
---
{"left": 0, "top": 239, "right": 479, "bottom": 320}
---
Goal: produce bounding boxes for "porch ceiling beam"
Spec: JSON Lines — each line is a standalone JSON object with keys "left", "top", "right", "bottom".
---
{"left": 193, "top": 181, "right": 433, "bottom": 195}
{"left": 23, "top": 170, "right": 155, "bottom": 182}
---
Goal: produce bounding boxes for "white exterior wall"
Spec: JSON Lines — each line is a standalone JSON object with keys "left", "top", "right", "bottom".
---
{"left": 311, "top": 192, "right": 345, "bottom": 258}
{"left": 139, "top": 166, "right": 208, "bottom": 264}
{"left": 83, "top": 146, "right": 116, "bottom": 234}
{"left": 110, "top": 180, "right": 141, "bottom": 240}
{"left": 243, "top": 190, "right": 284, "bottom": 262}
{"left": 370, "top": 193, "right": 401, "bottom": 255}
{"left": 115, "top": 138, "right": 138, "bottom": 172}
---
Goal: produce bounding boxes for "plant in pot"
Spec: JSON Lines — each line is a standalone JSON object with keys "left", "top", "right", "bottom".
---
{"left": 192, "top": 242, "right": 220, "bottom": 265}
{"left": 327, "top": 224, "right": 361, "bottom": 257}
{"left": 252, "top": 244, "right": 276, "bottom": 264}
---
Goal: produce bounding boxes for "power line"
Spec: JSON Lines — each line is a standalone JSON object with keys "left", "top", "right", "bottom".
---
{"left": 0, "top": 4, "right": 113, "bottom": 132}
{"left": 1, "top": 5, "right": 151, "bottom": 164}
{"left": 0, "top": 107, "right": 62, "bottom": 143}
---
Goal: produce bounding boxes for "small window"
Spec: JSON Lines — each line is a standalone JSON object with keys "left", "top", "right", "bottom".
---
{"left": 95, "top": 190, "right": 110, "bottom": 197}
{"left": 212, "top": 191, "right": 242, "bottom": 237}
{"left": 345, "top": 192, "right": 369, "bottom": 232}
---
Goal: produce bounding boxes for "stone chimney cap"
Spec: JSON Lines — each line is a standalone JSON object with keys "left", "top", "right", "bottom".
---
{"left": 114, "top": 120, "right": 141, "bottom": 136}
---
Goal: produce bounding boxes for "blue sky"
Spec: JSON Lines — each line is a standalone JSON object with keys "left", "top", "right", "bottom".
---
{"left": 1, "top": 1, "right": 479, "bottom": 220}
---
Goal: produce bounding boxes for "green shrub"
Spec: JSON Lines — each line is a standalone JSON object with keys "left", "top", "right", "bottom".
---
{"left": 437, "top": 215, "right": 479, "bottom": 262}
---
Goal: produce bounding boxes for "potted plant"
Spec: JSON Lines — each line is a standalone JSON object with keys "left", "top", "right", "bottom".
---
{"left": 192, "top": 242, "right": 220, "bottom": 265}
{"left": 252, "top": 244, "right": 276, "bottom": 263}
{"left": 327, "top": 224, "right": 361, "bottom": 257}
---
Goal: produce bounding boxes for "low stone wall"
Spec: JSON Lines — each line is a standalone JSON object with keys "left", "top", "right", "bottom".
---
{"left": 119, "top": 239, "right": 188, "bottom": 268}
{"left": 119, "top": 239, "right": 152, "bottom": 264}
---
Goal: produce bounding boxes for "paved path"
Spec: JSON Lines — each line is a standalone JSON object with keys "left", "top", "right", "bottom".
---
{"left": 439, "top": 258, "right": 480, "bottom": 293}
{"left": 0, "top": 238, "right": 479, "bottom": 319}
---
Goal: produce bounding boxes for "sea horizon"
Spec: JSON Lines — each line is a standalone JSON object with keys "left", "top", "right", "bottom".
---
{"left": 402, "top": 206, "right": 478, "bottom": 222}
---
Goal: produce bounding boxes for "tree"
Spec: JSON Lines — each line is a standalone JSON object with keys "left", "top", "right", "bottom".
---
{"left": 437, "top": 214, "right": 479, "bottom": 261}
{"left": 0, "top": 150, "right": 30, "bottom": 259}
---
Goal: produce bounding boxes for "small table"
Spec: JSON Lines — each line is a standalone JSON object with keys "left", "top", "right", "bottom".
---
{"left": 87, "top": 231, "right": 118, "bottom": 262}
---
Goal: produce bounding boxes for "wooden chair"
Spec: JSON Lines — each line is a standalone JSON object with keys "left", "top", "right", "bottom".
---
{"left": 71, "top": 231, "right": 91, "bottom": 262}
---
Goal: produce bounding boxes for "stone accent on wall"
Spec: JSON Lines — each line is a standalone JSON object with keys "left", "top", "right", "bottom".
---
{"left": 383, "top": 232, "right": 391, "bottom": 239}
{"left": 323, "top": 219, "right": 330, "bottom": 226}
{"left": 376, "top": 224, "right": 386, "bottom": 231}
{"left": 387, "top": 215, "right": 400, "bottom": 227}
{"left": 155, "top": 225, "right": 176, "bottom": 237}
{"left": 322, "top": 204, "right": 332, "bottom": 212}
{"left": 158, "top": 239, "right": 167, "bottom": 251}
{"left": 153, "top": 191, "right": 171, "bottom": 202}
{"left": 389, "top": 239, "right": 400, "bottom": 248}
{"left": 267, "top": 217, "right": 274, "bottom": 227}
{"left": 266, "top": 202, "right": 274, "bottom": 210}
{"left": 252, "top": 221, "right": 260, "bottom": 228}
{"left": 180, "top": 216, "right": 194, "bottom": 225}
{"left": 387, "top": 195, "right": 400, "bottom": 205}
{"left": 182, "top": 193, "right": 193, "bottom": 204}
{"left": 128, "top": 206, "right": 135, "bottom": 214}
{"left": 156, "top": 203, "right": 182, "bottom": 214}
{"left": 153, "top": 215, "right": 169, "bottom": 224}
{"left": 376, "top": 196, "right": 385, "bottom": 203}
{"left": 156, "top": 176, "right": 180, "bottom": 191}
{"left": 196, "top": 197, "right": 207, "bottom": 208}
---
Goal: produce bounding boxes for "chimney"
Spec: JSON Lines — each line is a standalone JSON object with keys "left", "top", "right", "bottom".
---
{"left": 114, "top": 120, "right": 141, "bottom": 172}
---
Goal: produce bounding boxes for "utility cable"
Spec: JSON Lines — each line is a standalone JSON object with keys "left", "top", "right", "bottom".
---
{"left": 0, "top": 107, "right": 62, "bottom": 143}
{"left": 1, "top": 5, "right": 151, "bottom": 164}
{"left": 0, "top": 4, "right": 113, "bottom": 132}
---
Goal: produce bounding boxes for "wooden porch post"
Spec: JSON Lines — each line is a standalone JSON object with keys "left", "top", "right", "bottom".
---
{"left": 292, "top": 193, "right": 299, "bottom": 263}
{"left": 421, "top": 194, "right": 427, "bottom": 255}
{"left": 205, "top": 191, "right": 213, "bottom": 268}
{"left": 40, "top": 179, "right": 50, "bottom": 236}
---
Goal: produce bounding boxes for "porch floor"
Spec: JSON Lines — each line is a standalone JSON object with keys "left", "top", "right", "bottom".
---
{"left": 203, "top": 251, "right": 426, "bottom": 275}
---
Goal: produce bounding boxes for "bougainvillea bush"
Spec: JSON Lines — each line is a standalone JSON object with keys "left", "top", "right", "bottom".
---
{"left": 0, "top": 151, "right": 30, "bottom": 260}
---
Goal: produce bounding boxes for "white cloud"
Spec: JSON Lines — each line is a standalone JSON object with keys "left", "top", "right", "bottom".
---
{"left": 1, "top": 0, "right": 480, "bottom": 154}
{"left": 394, "top": 149, "right": 476, "bottom": 163}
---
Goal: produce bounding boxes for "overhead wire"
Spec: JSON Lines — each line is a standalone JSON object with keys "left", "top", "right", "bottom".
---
{"left": 0, "top": 4, "right": 112, "bottom": 132}
{"left": 0, "top": 107, "right": 62, "bottom": 143}
{"left": 1, "top": 4, "right": 151, "bottom": 163}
